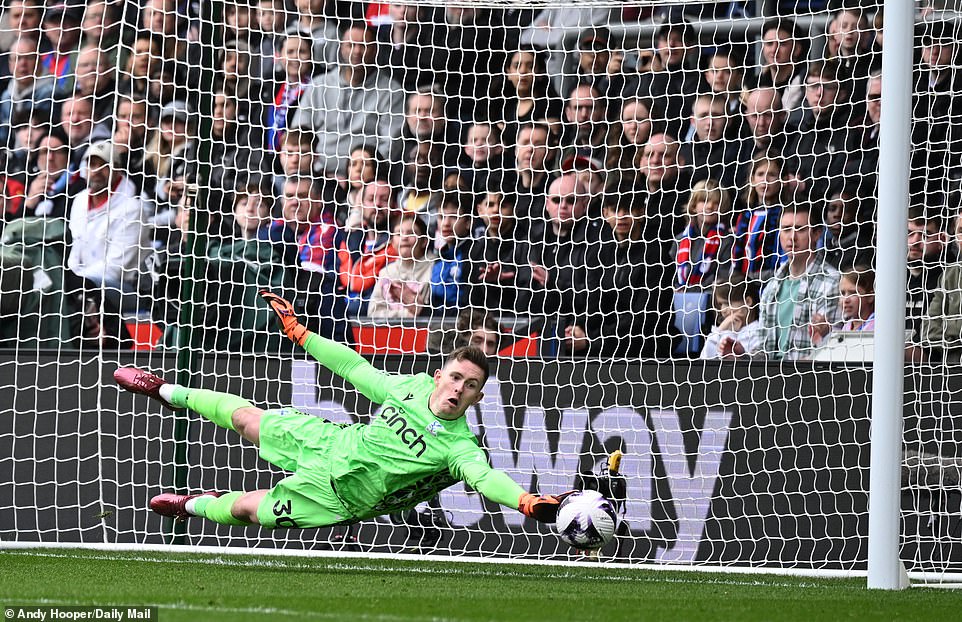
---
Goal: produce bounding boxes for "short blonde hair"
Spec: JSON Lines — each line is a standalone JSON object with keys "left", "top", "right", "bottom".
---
{"left": 685, "top": 178, "right": 732, "bottom": 222}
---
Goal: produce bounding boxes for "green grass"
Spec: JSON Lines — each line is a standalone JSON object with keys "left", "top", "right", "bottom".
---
{"left": 0, "top": 549, "right": 958, "bottom": 622}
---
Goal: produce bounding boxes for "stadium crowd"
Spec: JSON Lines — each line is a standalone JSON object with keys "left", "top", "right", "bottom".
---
{"left": 0, "top": 0, "right": 960, "bottom": 361}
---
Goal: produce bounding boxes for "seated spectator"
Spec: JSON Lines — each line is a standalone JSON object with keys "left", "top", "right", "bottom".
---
{"left": 397, "top": 140, "right": 446, "bottom": 231}
{"left": 609, "top": 96, "right": 653, "bottom": 175}
{"left": 785, "top": 60, "right": 859, "bottom": 200}
{"left": 499, "top": 49, "right": 563, "bottom": 149}
{"left": 292, "top": 22, "right": 405, "bottom": 176}
{"left": 674, "top": 179, "right": 731, "bottom": 289}
{"left": 575, "top": 27, "right": 625, "bottom": 100}
{"left": 0, "top": 36, "right": 58, "bottom": 152}
{"left": 623, "top": 22, "right": 700, "bottom": 138}
{"left": 118, "top": 36, "right": 161, "bottom": 97}
{"left": 741, "top": 86, "right": 790, "bottom": 163}
{"left": 290, "top": 0, "right": 340, "bottom": 74}
{"left": 229, "top": 176, "right": 274, "bottom": 244}
{"left": 700, "top": 47, "right": 745, "bottom": 133}
{"left": 700, "top": 277, "right": 763, "bottom": 359}
{"left": 559, "top": 83, "right": 613, "bottom": 166}
{"left": 376, "top": 3, "right": 448, "bottom": 92}
{"left": 679, "top": 94, "right": 750, "bottom": 190}
{"left": 73, "top": 44, "right": 117, "bottom": 124}
{"left": 836, "top": 268, "right": 876, "bottom": 333}
{"left": 393, "top": 85, "right": 460, "bottom": 167}
{"left": 274, "top": 127, "right": 318, "bottom": 197}
{"left": 0, "top": 0, "right": 45, "bottom": 55}
{"left": 846, "top": 70, "right": 881, "bottom": 185}
{"left": 255, "top": 0, "right": 292, "bottom": 79}
{"left": 462, "top": 309, "right": 502, "bottom": 355}
{"left": 41, "top": 2, "right": 84, "bottom": 93}
{"left": 748, "top": 18, "right": 807, "bottom": 115}
{"left": 725, "top": 156, "right": 787, "bottom": 282}
{"left": 721, "top": 202, "right": 841, "bottom": 360}
{"left": 636, "top": 133, "right": 692, "bottom": 249}
{"left": 819, "top": 183, "right": 875, "bottom": 272}
{"left": 459, "top": 121, "right": 509, "bottom": 193}
{"left": 367, "top": 214, "right": 434, "bottom": 319}
{"left": 265, "top": 29, "right": 315, "bottom": 152}
{"left": 468, "top": 189, "right": 531, "bottom": 315}
{"left": 923, "top": 213, "right": 962, "bottom": 362}
{"left": 513, "top": 121, "right": 558, "bottom": 236}
{"left": 264, "top": 175, "right": 338, "bottom": 271}
{"left": 823, "top": 6, "right": 877, "bottom": 104}
{"left": 431, "top": 192, "right": 473, "bottom": 316}
{"left": 906, "top": 208, "right": 956, "bottom": 357}
{"left": 340, "top": 142, "right": 382, "bottom": 228}
{"left": 112, "top": 95, "right": 154, "bottom": 197}
{"left": 23, "top": 129, "right": 75, "bottom": 219}
{"left": 64, "top": 141, "right": 149, "bottom": 346}
{"left": 563, "top": 190, "right": 674, "bottom": 359}
{"left": 334, "top": 177, "right": 398, "bottom": 318}
{"left": 145, "top": 100, "right": 197, "bottom": 211}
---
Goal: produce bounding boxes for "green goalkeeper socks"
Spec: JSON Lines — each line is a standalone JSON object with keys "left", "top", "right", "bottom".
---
{"left": 192, "top": 492, "right": 249, "bottom": 526}
{"left": 169, "top": 387, "right": 253, "bottom": 431}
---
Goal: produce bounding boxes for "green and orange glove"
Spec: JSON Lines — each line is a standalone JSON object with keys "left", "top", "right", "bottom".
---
{"left": 259, "top": 291, "right": 309, "bottom": 346}
{"left": 518, "top": 491, "right": 576, "bottom": 523}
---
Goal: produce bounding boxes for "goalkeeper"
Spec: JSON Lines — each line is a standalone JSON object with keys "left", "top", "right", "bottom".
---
{"left": 114, "top": 291, "right": 567, "bottom": 529}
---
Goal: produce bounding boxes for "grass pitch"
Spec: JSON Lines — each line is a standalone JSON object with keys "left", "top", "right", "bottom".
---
{"left": 0, "top": 548, "right": 958, "bottom": 621}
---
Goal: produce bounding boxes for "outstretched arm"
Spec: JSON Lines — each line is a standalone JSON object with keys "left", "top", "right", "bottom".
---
{"left": 450, "top": 446, "right": 573, "bottom": 523}
{"left": 260, "top": 291, "right": 390, "bottom": 403}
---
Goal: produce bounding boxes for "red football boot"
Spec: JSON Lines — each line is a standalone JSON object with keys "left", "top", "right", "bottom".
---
{"left": 113, "top": 367, "right": 177, "bottom": 409}
{"left": 149, "top": 492, "right": 222, "bottom": 520}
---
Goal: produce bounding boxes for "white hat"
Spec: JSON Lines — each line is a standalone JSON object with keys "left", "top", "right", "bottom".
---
{"left": 83, "top": 141, "right": 119, "bottom": 168}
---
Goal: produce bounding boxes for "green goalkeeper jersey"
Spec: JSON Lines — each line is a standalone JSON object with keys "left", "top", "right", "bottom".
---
{"left": 301, "top": 333, "right": 525, "bottom": 520}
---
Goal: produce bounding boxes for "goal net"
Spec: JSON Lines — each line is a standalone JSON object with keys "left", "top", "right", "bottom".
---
{"left": 0, "top": 0, "right": 960, "bottom": 580}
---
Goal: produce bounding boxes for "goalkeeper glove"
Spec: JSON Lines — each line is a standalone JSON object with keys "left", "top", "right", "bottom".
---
{"left": 259, "top": 290, "right": 309, "bottom": 346}
{"left": 518, "top": 491, "right": 576, "bottom": 523}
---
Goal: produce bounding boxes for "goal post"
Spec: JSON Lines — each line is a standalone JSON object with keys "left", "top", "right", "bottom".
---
{"left": 1, "top": 0, "right": 961, "bottom": 586}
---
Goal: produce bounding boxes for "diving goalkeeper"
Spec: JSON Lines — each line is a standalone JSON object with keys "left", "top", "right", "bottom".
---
{"left": 114, "top": 291, "right": 567, "bottom": 529}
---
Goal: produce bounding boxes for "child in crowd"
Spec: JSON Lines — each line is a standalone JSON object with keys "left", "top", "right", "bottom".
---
{"left": 231, "top": 177, "right": 273, "bottom": 242}
{"left": 431, "top": 192, "right": 474, "bottom": 315}
{"left": 837, "top": 268, "right": 876, "bottom": 332}
{"left": 674, "top": 179, "right": 730, "bottom": 289}
{"left": 276, "top": 128, "right": 318, "bottom": 195}
{"left": 460, "top": 121, "right": 507, "bottom": 192}
{"left": 701, "top": 278, "right": 763, "bottom": 359}
{"left": 727, "top": 156, "right": 786, "bottom": 281}
{"left": 367, "top": 215, "right": 434, "bottom": 319}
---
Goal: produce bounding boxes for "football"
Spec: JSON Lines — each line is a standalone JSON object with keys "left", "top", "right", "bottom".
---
{"left": 555, "top": 490, "right": 618, "bottom": 550}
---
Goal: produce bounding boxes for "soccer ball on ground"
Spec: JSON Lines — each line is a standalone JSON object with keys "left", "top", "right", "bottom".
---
{"left": 555, "top": 490, "right": 618, "bottom": 550}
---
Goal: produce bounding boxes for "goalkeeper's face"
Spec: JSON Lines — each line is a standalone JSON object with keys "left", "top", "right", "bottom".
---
{"left": 430, "top": 360, "right": 486, "bottom": 419}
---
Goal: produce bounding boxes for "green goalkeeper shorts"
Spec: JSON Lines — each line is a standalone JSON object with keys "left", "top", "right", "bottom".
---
{"left": 256, "top": 408, "right": 353, "bottom": 529}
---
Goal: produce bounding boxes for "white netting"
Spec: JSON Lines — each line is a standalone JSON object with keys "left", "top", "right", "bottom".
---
{"left": 1, "top": 0, "right": 961, "bottom": 580}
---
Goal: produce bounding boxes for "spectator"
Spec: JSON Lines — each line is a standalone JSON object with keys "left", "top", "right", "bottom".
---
{"left": 786, "top": 60, "right": 859, "bottom": 199}
{"left": 60, "top": 92, "right": 110, "bottom": 169}
{"left": 500, "top": 49, "right": 563, "bottom": 149}
{"left": 700, "top": 47, "right": 745, "bottom": 130}
{"left": 266, "top": 29, "right": 315, "bottom": 152}
{"left": 0, "top": 0, "right": 46, "bottom": 55}
{"left": 210, "top": 89, "right": 263, "bottom": 201}
{"left": 819, "top": 183, "right": 875, "bottom": 272}
{"left": 112, "top": 95, "right": 153, "bottom": 195}
{"left": 334, "top": 177, "right": 398, "bottom": 318}
{"left": 575, "top": 27, "right": 625, "bottom": 100}
{"left": 463, "top": 310, "right": 502, "bottom": 356}
{"left": 65, "top": 141, "right": 149, "bottom": 323}
{"left": 141, "top": 0, "right": 202, "bottom": 83}
{"left": 564, "top": 189, "right": 674, "bottom": 359}
{"left": 923, "top": 213, "right": 962, "bottom": 362}
{"left": 119, "top": 36, "right": 162, "bottom": 97}
{"left": 264, "top": 175, "right": 337, "bottom": 271}
{"left": 255, "top": 0, "right": 293, "bottom": 79}
{"left": 222, "top": 3, "right": 265, "bottom": 77}
{"left": 23, "top": 129, "right": 74, "bottom": 219}
{"left": 906, "top": 208, "right": 956, "bottom": 355}
{"left": 397, "top": 140, "right": 446, "bottom": 231}
{"left": 514, "top": 122, "right": 558, "bottom": 234}
{"left": 367, "top": 214, "right": 434, "bottom": 319}
{"left": 430, "top": 192, "right": 473, "bottom": 315}
{"left": 394, "top": 85, "right": 460, "bottom": 167}
{"left": 41, "top": 1, "right": 84, "bottom": 93}
{"left": 73, "top": 44, "right": 117, "bottom": 125}
{"left": 376, "top": 3, "right": 447, "bottom": 92}
{"left": 437, "top": 5, "right": 509, "bottom": 120}
{"left": 823, "top": 7, "right": 877, "bottom": 104}
{"left": 340, "top": 142, "right": 382, "bottom": 227}
{"left": 459, "top": 121, "right": 508, "bottom": 193}
{"left": 145, "top": 100, "right": 197, "bottom": 210}
{"left": 608, "top": 96, "right": 653, "bottom": 176}
{"left": 80, "top": 0, "right": 124, "bottom": 51}
{"left": 0, "top": 36, "right": 58, "bottom": 151}
{"left": 623, "top": 21, "right": 700, "bottom": 139}
{"left": 749, "top": 18, "right": 808, "bottom": 115}
{"left": 725, "top": 156, "right": 787, "bottom": 281}
{"left": 847, "top": 70, "right": 881, "bottom": 185}
{"left": 701, "top": 277, "right": 763, "bottom": 359}
{"left": 292, "top": 22, "right": 405, "bottom": 177}
{"left": 835, "top": 268, "right": 876, "bottom": 333}
{"left": 229, "top": 176, "right": 274, "bottom": 243}
{"left": 679, "top": 94, "right": 750, "bottom": 190}
{"left": 289, "top": 0, "right": 340, "bottom": 74}
{"left": 559, "top": 83, "right": 613, "bottom": 165}
{"left": 636, "top": 132, "right": 691, "bottom": 249}
{"left": 721, "top": 202, "right": 841, "bottom": 361}
{"left": 741, "top": 86, "right": 790, "bottom": 162}
{"left": 468, "top": 189, "right": 531, "bottom": 315}
{"left": 674, "top": 179, "right": 731, "bottom": 289}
